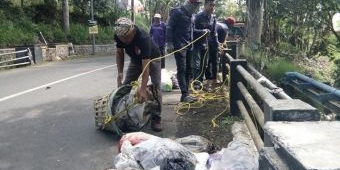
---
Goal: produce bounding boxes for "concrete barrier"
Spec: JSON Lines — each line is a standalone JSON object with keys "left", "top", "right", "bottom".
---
{"left": 74, "top": 44, "right": 115, "bottom": 55}
{"left": 260, "top": 121, "right": 340, "bottom": 170}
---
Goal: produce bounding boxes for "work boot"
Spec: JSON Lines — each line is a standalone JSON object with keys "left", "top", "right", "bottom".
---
{"left": 180, "top": 95, "right": 197, "bottom": 103}
{"left": 151, "top": 119, "right": 162, "bottom": 132}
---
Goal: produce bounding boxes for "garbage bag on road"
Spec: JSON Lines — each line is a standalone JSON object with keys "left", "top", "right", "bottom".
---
{"left": 161, "top": 69, "right": 173, "bottom": 92}
{"left": 175, "top": 135, "right": 214, "bottom": 153}
{"left": 133, "top": 138, "right": 198, "bottom": 170}
{"left": 118, "top": 132, "right": 159, "bottom": 152}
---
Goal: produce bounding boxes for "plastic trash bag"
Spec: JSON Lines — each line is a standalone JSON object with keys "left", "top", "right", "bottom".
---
{"left": 209, "top": 141, "right": 258, "bottom": 170}
{"left": 115, "top": 88, "right": 146, "bottom": 131}
{"left": 132, "top": 138, "right": 198, "bottom": 170}
{"left": 194, "top": 152, "right": 210, "bottom": 170}
{"left": 113, "top": 140, "right": 143, "bottom": 170}
{"left": 118, "top": 132, "right": 159, "bottom": 152}
{"left": 161, "top": 69, "right": 173, "bottom": 92}
{"left": 175, "top": 135, "right": 214, "bottom": 153}
{"left": 170, "top": 72, "right": 180, "bottom": 89}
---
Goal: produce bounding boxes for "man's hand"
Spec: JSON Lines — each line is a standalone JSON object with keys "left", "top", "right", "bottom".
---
{"left": 166, "top": 43, "right": 174, "bottom": 53}
{"left": 203, "top": 29, "right": 210, "bottom": 35}
{"left": 137, "top": 87, "right": 148, "bottom": 103}
{"left": 117, "top": 73, "right": 123, "bottom": 87}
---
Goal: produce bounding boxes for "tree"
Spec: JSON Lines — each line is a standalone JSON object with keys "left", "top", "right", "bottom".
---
{"left": 62, "top": 0, "right": 69, "bottom": 34}
{"left": 246, "top": 0, "right": 264, "bottom": 45}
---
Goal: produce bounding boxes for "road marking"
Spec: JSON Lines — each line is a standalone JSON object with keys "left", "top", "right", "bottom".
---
{"left": 0, "top": 64, "right": 121, "bottom": 102}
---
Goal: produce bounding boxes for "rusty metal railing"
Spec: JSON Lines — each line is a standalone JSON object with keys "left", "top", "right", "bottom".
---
{"left": 0, "top": 48, "right": 34, "bottom": 69}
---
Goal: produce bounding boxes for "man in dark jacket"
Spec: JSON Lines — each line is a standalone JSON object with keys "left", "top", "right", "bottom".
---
{"left": 166, "top": 0, "right": 203, "bottom": 103}
{"left": 192, "top": 0, "right": 218, "bottom": 87}
{"left": 114, "top": 17, "right": 162, "bottom": 132}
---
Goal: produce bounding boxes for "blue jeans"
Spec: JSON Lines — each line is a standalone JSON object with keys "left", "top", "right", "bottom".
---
{"left": 174, "top": 49, "right": 192, "bottom": 97}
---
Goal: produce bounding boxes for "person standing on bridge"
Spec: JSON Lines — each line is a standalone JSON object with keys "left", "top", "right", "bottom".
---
{"left": 166, "top": 0, "right": 204, "bottom": 103}
{"left": 192, "top": 0, "right": 218, "bottom": 90}
{"left": 150, "top": 13, "right": 167, "bottom": 69}
{"left": 114, "top": 17, "right": 162, "bottom": 132}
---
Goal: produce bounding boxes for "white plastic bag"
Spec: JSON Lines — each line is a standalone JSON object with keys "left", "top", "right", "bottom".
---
{"left": 133, "top": 138, "right": 198, "bottom": 170}
{"left": 175, "top": 135, "right": 214, "bottom": 153}
{"left": 194, "top": 152, "right": 210, "bottom": 170}
{"left": 113, "top": 140, "right": 142, "bottom": 170}
{"left": 160, "top": 69, "right": 173, "bottom": 92}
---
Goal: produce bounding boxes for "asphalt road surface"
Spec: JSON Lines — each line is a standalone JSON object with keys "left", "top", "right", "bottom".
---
{"left": 0, "top": 55, "right": 178, "bottom": 170}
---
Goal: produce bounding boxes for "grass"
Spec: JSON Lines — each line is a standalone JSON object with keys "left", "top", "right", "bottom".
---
{"left": 221, "top": 115, "right": 243, "bottom": 126}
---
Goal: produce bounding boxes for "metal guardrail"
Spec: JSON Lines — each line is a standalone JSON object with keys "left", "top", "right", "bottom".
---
{"left": 283, "top": 72, "right": 340, "bottom": 115}
{"left": 0, "top": 48, "right": 34, "bottom": 68}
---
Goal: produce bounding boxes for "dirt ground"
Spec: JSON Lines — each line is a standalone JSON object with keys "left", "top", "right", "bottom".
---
{"left": 143, "top": 83, "right": 242, "bottom": 152}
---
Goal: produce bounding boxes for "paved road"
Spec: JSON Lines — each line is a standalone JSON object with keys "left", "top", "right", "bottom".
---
{"left": 0, "top": 55, "right": 178, "bottom": 170}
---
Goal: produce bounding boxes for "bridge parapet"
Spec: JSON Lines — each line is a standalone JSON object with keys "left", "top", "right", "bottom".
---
{"left": 224, "top": 43, "right": 339, "bottom": 169}
{"left": 260, "top": 121, "right": 340, "bottom": 170}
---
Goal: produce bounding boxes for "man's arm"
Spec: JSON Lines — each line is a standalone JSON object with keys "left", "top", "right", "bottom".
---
{"left": 193, "top": 14, "right": 208, "bottom": 37}
{"left": 166, "top": 9, "right": 177, "bottom": 44}
{"left": 116, "top": 47, "right": 124, "bottom": 87}
{"left": 116, "top": 48, "right": 124, "bottom": 74}
{"left": 140, "top": 59, "right": 150, "bottom": 90}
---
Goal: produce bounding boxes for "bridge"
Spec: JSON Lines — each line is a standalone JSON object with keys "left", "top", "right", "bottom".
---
{"left": 0, "top": 43, "right": 340, "bottom": 169}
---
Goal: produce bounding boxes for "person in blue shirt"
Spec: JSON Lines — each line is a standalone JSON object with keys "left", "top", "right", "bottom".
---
{"left": 166, "top": 0, "right": 204, "bottom": 103}
{"left": 150, "top": 13, "right": 166, "bottom": 69}
{"left": 192, "top": 0, "right": 218, "bottom": 89}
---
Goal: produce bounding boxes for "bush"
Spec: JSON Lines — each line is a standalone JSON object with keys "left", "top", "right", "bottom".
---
{"left": 266, "top": 58, "right": 301, "bottom": 83}
{"left": 69, "top": 23, "right": 90, "bottom": 44}
{"left": 135, "top": 14, "right": 150, "bottom": 32}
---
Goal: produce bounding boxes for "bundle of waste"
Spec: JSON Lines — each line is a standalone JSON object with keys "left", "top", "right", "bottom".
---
{"left": 111, "top": 123, "right": 259, "bottom": 170}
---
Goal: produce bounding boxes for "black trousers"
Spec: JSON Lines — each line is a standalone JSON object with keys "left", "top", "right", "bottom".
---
{"left": 205, "top": 43, "right": 218, "bottom": 80}
{"left": 174, "top": 49, "right": 192, "bottom": 97}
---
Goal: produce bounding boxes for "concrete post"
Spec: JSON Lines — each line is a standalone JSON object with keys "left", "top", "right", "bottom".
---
{"left": 263, "top": 99, "right": 320, "bottom": 147}
{"left": 229, "top": 59, "right": 247, "bottom": 116}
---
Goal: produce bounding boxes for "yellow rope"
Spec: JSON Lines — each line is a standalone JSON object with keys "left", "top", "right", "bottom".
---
{"left": 105, "top": 31, "right": 233, "bottom": 129}
{"left": 103, "top": 31, "right": 210, "bottom": 127}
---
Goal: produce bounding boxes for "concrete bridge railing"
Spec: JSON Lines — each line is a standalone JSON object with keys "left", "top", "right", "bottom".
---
{"left": 225, "top": 43, "right": 340, "bottom": 170}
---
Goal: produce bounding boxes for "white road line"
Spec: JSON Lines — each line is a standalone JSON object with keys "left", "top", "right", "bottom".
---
{"left": 0, "top": 64, "right": 118, "bottom": 102}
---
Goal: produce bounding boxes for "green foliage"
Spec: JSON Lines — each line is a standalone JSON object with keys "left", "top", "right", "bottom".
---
{"left": 0, "top": 0, "right": 124, "bottom": 47}
{"left": 266, "top": 58, "right": 301, "bottom": 83}
{"left": 68, "top": 23, "right": 89, "bottom": 44}
{"left": 221, "top": 116, "right": 243, "bottom": 126}
{"left": 0, "top": 18, "right": 37, "bottom": 47}
{"left": 333, "top": 59, "right": 340, "bottom": 88}
{"left": 135, "top": 14, "right": 150, "bottom": 31}
{"left": 96, "top": 26, "right": 115, "bottom": 44}
{"left": 215, "top": 0, "right": 246, "bottom": 21}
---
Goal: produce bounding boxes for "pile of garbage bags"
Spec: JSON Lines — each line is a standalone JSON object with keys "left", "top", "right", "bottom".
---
{"left": 111, "top": 122, "right": 259, "bottom": 170}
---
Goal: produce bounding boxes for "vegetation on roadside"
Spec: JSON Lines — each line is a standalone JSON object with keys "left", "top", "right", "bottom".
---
{"left": 1, "top": 0, "right": 339, "bottom": 84}
{"left": 241, "top": 0, "right": 340, "bottom": 86}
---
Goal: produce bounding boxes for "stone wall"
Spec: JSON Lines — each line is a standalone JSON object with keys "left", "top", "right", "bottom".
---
{"left": 0, "top": 48, "right": 15, "bottom": 63}
{"left": 0, "top": 44, "right": 115, "bottom": 66}
{"left": 74, "top": 44, "right": 115, "bottom": 56}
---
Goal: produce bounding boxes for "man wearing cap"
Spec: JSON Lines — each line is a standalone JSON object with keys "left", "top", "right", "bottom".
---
{"left": 114, "top": 17, "right": 162, "bottom": 132}
{"left": 166, "top": 0, "right": 204, "bottom": 103}
{"left": 150, "top": 13, "right": 166, "bottom": 69}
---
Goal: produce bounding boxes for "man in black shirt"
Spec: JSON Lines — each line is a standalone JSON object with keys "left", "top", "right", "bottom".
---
{"left": 114, "top": 17, "right": 162, "bottom": 132}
